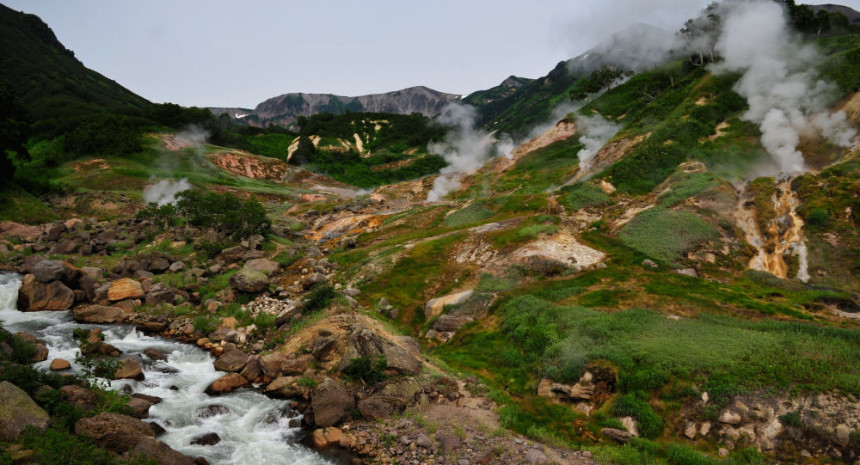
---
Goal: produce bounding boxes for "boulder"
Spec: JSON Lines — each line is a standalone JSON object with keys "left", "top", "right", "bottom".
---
{"left": 17, "top": 274, "right": 74, "bottom": 311}
{"left": 424, "top": 290, "right": 473, "bottom": 319}
{"left": 114, "top": 357, "right": 145, "bottom": 380}
{"left": 438, "top": 433, "right": 461, "bottom": 454}
{"left": 50, "top": 358, "right": 71, "bottom": 370}
{"left": 126, "top": 398, "right": 152, "bottom": 418}
{"left": 32, "top": 260, "right": 65, "bottom": 283}
{"left": 205, "top": 373, "right": 250, "bottom": 395}
{"left": 281, "top": 354, "right": 314, "bottom": 375}
{"left": 132, "top": 437, "right": 195, "bottom": 465}
{"left": 525, "top": 449, "right": 547, "bottom": 464}
{"left": 338, "top": 325, "right": 421, "bottom": 375}
{"left": 44, "top": 222, "right": 66, "bottom": 242}
{"left": 244, "top": 259, "right": 280, "bottom": 276}
{"left": 0, "top": 381, "right": 50, "bottom": 441}
{"left": 601, "top": 428, "right": 632, "bottom": 444}
{"left": 259, "top": 352, "right": 286, "bottom": 379}
{"left": 357, "top": 378, "right": 423, "bottom": 420}
{"left": 213, "top": 348, "right": 249, "bottom": 373}
{"left": 264, "top": 376, "right": 310, "bottom": 400}
{"left": 312, "top": 427, "right": 343, "bottom": 449}
{"left": 108, "top": 278, "right": 144, "bottom": 301}
{"left": 32, "top": 342, "right": 48, "bottom": 362}
{"left": 61, "top": 385, "right": 99, "bottom": 411}
{"left": 168, "top": 261, "right": 185, "bottom": 273}
{"left": 73, "top": 305, "right": 128, "bottom": 324}
{"left": 240, "top": 355, "right": 262, "bottom": 382}
{"left": 432, "top": 315, "right": 473, "bottom": 332}
{"left": 190, "top": 432, "right": 221, "bottom": 446}
{"left": 75, "top": 413, "right": 155, "bottom": 452}
{"left": 146, "top": 288, "right": 176, "bottom": 307}
{"left": 229, "top": 268, "right": 269, "bottom": 293}
{"left": 311, "top": 378, "right": 355, "bottom": 427}
{"left": 148, "top": 257, "right": 171, "bottom": 273}
{"left": 144, "top": 348, "right": 168, "bottom": 361}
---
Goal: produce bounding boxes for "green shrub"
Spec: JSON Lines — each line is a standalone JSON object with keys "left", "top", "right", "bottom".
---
{"left": 779, "top": 410, "right": 802, "bottom": 428}
{"left": 301, "top": 284, "right": 337, "bottom": 313}
{"left": 343, "top": 355, "right": 388, "bottom": 384}
{"left": 619, "top": 208, "right": 718, "bottom": 262}
{"left": 665, "top": 443, "right": 717, "bottom": 465}
{"left": 621, "top": 367, "right": 670, "bottom": 392}
{"left": 805, "top": 207, "right": 831, "bottom": 232}
{"left": 611, "top": 392, "right": 664, "bottom": 438}
{"left": 559, "top": 182, "right": 611, "bottom": 210}
{"left": 172, "top": 189, "right": 271, "bottom": 237}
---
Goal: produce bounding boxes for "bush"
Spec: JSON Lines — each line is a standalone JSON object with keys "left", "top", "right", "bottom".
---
{"left": 343, "top": 355, "right": 388, "bottom": 384}
{"left": 301, "top": 284, "right": 337, "bottom": 314}
{"left": 559, "top": 182, "right": 611, "bottom": 211}
{"left": 612, "top": 392, "right": 664, "bottom": 438}
{"left": 148, "top": 189, "right": 273, "bottom": 237}
{"left": 621, "top": 367, "right": 670, "bottom": 392}
{"left": 805, "top": 207, "right": 831, "bottom": 232}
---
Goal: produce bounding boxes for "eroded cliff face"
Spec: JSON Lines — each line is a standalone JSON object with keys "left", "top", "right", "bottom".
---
{"left": 212, "top": 86, "right": 460, "bottom": 127}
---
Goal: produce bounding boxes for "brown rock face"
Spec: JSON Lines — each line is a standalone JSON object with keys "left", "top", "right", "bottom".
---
{"left": 132, "top": 437, "right": 196, "bottom": 465}
{"left": 107, "top": 278, "right": 144, "bottom": 302}
{"left": 61, "top": 385, "right": 99, "bottom": 411}
{"left": 312, "top": 427, "right": 343, "bottom": 449}
{"left": 50, "top": 359, "right": 71, "bottom": 370}
{"left": 73, "top": 305, "right": 128, "bottom": 324}
{"left": 205, "top": 373, "right": 250, "bottom": 395}
{"left": 17, "top": 274, "right": 74, "bottom": 311}
{"left": 114, "top": 357, "right": 145, "bottom": 380}
{"left": 0, "top": 381, "right": 50, "bottom": 441}
{"left": 75, "top": 413, "right": 155, "bottom": 453}
{"left": 213, "top": 347, "right": 249, "bottom": 373}
{"left": 311, "top": 378, "right": 355, "bottom": 427}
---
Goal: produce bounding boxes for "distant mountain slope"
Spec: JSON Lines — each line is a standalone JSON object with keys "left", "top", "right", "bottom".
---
{"left": 211, "top": 86, "right": 460, "bottom": 128}
{"left": 0, "top": 4, "right": 149, "bottom": 124}
{"left": 810, "top": 4, "right": 860, "bottom": 24}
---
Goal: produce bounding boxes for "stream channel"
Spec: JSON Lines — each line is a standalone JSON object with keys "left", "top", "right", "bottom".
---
{"left": 0, "top": 272, "right": 341, "bottom": 465}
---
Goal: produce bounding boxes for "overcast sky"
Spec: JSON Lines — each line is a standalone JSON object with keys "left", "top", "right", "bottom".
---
{"left": 6, "top": 0, "right": 860, "bottom": 108}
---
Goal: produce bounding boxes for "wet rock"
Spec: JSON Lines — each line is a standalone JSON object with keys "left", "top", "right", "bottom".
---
{"left": 143, "top": 348, "right": 168, "bottom": 361}
{"left": 205, "top": 373, "right": 250, "bottom": 395}
{"left": 132, "top": 437, "right": 195, "bottom": 465}
{"left": 114, "top": 357, "right": 145, "bottom": 380}
{"left": 311, "top": 378, "right": 355, "bottom": 427}
{"left": 190, "top": 432, "right": 221, "bottom": 446}
{"left": 107, "top": 278, "right": 145, "bottom": 302}
{"left": 126, "top": 398, "right": 151, "bottom": 418}
{"left": 132, "top": 393, "right": 163, "bottom": 405}
{"left": 195, "top": 405, "right": 231, "bottom": 418}
{"left": 0, "top": 381, "right": 50, "bottom": 441}
{"left": 213, "top": 347, "right": 249, "bottom": 373}
{"left": 50, "top": 358, "right": 71, "bottom": 370}
{"left": 73, "top": 305, "right": 128, "bottom": 324}
{"left": 17, "top": 274, "right": 74, "bottom": 311}
{"left": 75, "top": 413, "right": 155, "bottom": 453}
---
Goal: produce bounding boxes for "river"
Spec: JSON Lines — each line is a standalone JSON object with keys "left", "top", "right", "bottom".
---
{"left": 0, "top": 272, "right": 338, "bottom": 465}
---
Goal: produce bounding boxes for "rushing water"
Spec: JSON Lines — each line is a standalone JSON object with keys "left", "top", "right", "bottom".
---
{"left": 0, "top": 273, "right": 337, "bottom": 465}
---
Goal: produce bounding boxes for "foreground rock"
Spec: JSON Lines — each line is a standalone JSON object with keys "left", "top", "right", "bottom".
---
{"left": 133, "top": 437, "right": 196, "bottom": 465}
{"left": 0, "top": 381, "right": 50, "bottom": 441}
{"left": 230, "top": 267, "right": 269, "bottom": 293}
{"left": 17, "top": 274, "right": 74, "bottom": 311}
{"left": 312, "top": 378, "right": 355, "bottom": 427}
{"left": 73, "top": 305, "right": 128, "bottom": 324}
{"left": 75, "top": 413, "right": 155, "bottom": 453}
{"left": 205, "top": 373, "right": 250, "bottom": 394}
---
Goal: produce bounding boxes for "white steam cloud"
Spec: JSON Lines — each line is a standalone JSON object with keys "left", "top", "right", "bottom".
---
{"left": 711, "top": 0, "right": 855, "bottom": 174}
{"left": 576, "top": 114, "right": 621, "bottom": 172}
{"left": 143, "top": 178, "right": 191, "bottom": 206}
{"left": 426, "top": 103, "right": 513, "bottom": 202}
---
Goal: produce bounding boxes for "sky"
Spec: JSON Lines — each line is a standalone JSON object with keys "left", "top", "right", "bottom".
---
{"left": 6, "top": 0, "right": 860, "bottom": 108}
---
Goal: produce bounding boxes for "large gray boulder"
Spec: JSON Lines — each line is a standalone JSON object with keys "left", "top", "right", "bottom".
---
{"left": 32, "top": 260, "right": 65, "bottom": 283}
{"left": 0, "top": 381, "right": 50, "bottom": 441}
{"left": 229, "top": 267, "right": 269, "bottom": 293}
{"left": 75, "top": 412, "right": 155, "bottom": 452}
{"left": 17, "top": 274, "right": 74, "bottom": 311}
{"left": 311, "top": 378, "right": 355, "bottom": 427}
{"left": 244, "top": 259, "right": 280, "bottom": 276}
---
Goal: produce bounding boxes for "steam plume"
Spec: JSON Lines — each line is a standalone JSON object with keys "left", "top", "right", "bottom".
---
{"left": 426, "top": 103, "right": 512, "bottom": 202}
{"left": 711, "top": 0, "right": 855, "bottom": 174}
{"left": 143, "top": 178, "right": 191, "bottom": 206}
{"left": 576, "top": 114, "right": 621, "bottom": 171}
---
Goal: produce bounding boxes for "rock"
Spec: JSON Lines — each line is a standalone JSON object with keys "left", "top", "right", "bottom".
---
{"left": 311, "top": 378, "right": 355, "bottom": 427}
{"left": 675, "top": 268, "right": 698, "bottom": 278}
{"left": 148, "top": 257, "right": 171, "bottom": 273}
{"left": 281, "top": 354, "right": 314, "bottom": 375}
{"left": 229, "top": 267, "right": 269, "bottom": 293}
{"left": 699, "top": 421, "right": 711, "bottom": 437}
{"left": 32, "top": 260, "right": 65, "bottom": 283}
{"left": 144, "top": 348, "right": 168, "bottom": 361}
{"left": 146, "top": 288, "right": 176, "bottom": 307}
{"left": 208, "top": 327, "right": 238, "bottom": 343}
{"left": 718, "top": 448, "right": 729, "bottom": 458}
{"left": 601, "top": 427, "right": 632, "bottom": 444}
{"left": 537, "top": 379, "right": 553, "bottom": 397}
{"left": 132, "top": 393, "right": 163, "bottom": 405}
{"left": 168, "top": 261, "right": 185, "bottom": 273}
{"left": 621, "top": 416, "right": 639, "bottom": 437}
{"left": 343, "top": 288, "right": 360, "bottom": 297}
{"left": 684, "top": 422, "right": 697, "bottom": 440}
{"left": 302, "top": 272, "right": 327, "bottom": 290}
{"left": 114, "top": 357, "right": 145, "bottom": 380}
{"left": 205, "top": 373, "right": 250, "bottom": 395}
{"left": 264, "top": 376, "right": 311, "bottom": 400}
{"left": 126, "top": 398, "right": 151, "bottom": 418}
{"left": 415, "top": 433, "right": 433, "bottom": 448}
{"left": 835, "top": 424, "right": 851, "bottom": 447}
{"left": 50, "top": 358, "right": 71, "bottom": 370}
{"left": 213, "top": 348, "right": 249, "bottom": 373}
{"left": 132, "top": 437, "right": 195, "bottom": 465}
{"left": 32, "top": 342, "right": 48, "bottom": 362}
{"left": 61, "top": 385, "right": 99, "bottom": 411}
{"left": 240, "top": 355, "right": 262, "bottom": 381}
{"left": 642, "top": 259, "right": 659, "bottom": 269}
{"left": 107, "top": 278, "right": 145, "bottom": 301}
{"left": 259, "top": 352, "right": 286, "bottom": 379}
{"left": 718, "top": 410, "right": 742, "bottom": 425}
{"left": 17, "top": 274, "right": 74, "bottom": 311}
{"left": 196, "top": 405, "right": 231, "bottom": 418}
{"left": 44, "top": 222, "right": 66, "bottom": 241}
{"left": 244, "top": 259, "right": 280, "bottom": 276}
{"left": 312, "top": 427, "right": 343, "bottom": 449}
{"left": 0, "top": 381, "right": 50, "bottom": 441}
{"left": 525, "top": 448, "right": 547, "bottom": 464}
{"left": 432, "top": 315, "right": 473, "bottom": 332}
{"left": 424, "top": 290, "right": 473, "bottom": 319}
{"left": 191, "top": 432, "right": 221, "bottom": 446}
{"left": 438, "top": 433, "right": 461, "bottom": 454}
{"left": 75, "top": 413, "right": 155, "bottom": 453}
{"left": 73, "top": 305, "right": 127, "bottom": 324}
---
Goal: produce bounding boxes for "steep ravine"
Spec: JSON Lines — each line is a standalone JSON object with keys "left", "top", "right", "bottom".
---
{"left": 0, "top": 273, "right": 338, "bottom": 465}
